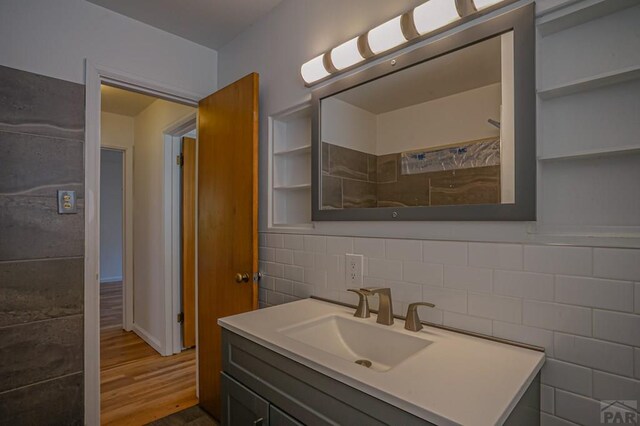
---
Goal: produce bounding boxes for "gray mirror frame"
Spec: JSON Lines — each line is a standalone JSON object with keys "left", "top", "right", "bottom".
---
{"left": 312, "top": 3, "right": 535, "bottom": 222}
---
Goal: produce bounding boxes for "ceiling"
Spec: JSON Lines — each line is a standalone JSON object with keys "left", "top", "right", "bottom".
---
{"left": 101, "top": 85, "right": 157, "bottom": 116}
{"left": 86, "top": 0, "right": 283, "bottom": 49}
{"left": 334, "top": 34, "right": 504, "bottom": 114}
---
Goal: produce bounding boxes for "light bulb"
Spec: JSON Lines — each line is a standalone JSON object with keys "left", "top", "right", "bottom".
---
{"left": 330, "top": 37, "right": 364, "bottom": 70}
{"left": 368, "top": 16, "right": 407, "bottom": 54}
{"left": 301, "top": 54, "right": 330, "bottom": 84}
{"left": 412, "top": 0, "right": 460, "bottom": 35}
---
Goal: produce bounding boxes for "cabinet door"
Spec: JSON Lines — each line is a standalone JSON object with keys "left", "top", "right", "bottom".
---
{"left": 270, "top": 405, "right": 303, "bottom": 426}
{"left": 221, "top": 373, "right": 269, "bottom": 426}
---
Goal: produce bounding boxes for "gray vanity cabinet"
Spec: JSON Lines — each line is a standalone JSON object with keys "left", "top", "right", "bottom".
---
{"left": 221, "top": 328, "right": 539, "bottom": 426}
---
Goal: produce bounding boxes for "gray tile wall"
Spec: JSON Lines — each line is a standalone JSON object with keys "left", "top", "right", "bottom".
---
{"left": 0, "top": 65, "right": 84, "bottom": 424}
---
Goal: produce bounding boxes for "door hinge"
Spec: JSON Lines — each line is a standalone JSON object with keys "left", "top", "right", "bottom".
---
{"left": 177, "top": 312, "right": 184, "bottom": 323}
{"left": 176, "top": 154, "right": 184, "bottom": 167}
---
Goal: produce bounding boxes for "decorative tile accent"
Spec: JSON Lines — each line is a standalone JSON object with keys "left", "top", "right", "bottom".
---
{"left": 0, "top": 315, "right": 83, "bottom": 392}
{"left": 0, "top": 258, "right": 83, "bottom": 327}
{"left": 0, "top": 65, "right": 84, "bottom": 141}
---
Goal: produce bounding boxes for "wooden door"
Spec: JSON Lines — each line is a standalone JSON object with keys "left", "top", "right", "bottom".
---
{"left": 197, "top": 73, "right": 259, "bottom": 419}
{"left": 181, "top": 136, "right": 196, "bottom": 348}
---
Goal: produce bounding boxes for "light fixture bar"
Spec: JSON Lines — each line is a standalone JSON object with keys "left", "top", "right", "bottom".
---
{"left": 299, "top": 0, "right": 508, "bottom": 85}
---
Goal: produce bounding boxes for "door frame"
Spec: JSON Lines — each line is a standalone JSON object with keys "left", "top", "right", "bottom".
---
{"left": 84, "top": 59, "right": 202, "bottom": 425}
{"left": 99, "top": 145, "right": 132, "bottom": 331}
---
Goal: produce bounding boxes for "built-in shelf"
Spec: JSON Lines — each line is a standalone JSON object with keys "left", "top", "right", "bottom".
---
{"left": 269, "top": 101, "right": 313, "bottom": 229}
{"left": 274, "top": 145, "right": 311, "bottom": 156}
{"left": 538, "top": 65, "right": 640, "bottom": 100}
{"left": 538, "top": 145, "right": 640, "bottom": 162}
{"left": 274, "top": 183, "right": 311, "bottom": 190}
{"left": 537, "top": 0, "right": 638, "bottom": 36}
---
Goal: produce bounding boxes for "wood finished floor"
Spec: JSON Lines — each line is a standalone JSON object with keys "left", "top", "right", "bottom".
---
{"left": 101, "top": 281, "right": 123, "bottom": 330}
{"left": 101, "top": 282, "right": 198, "bottom": 425}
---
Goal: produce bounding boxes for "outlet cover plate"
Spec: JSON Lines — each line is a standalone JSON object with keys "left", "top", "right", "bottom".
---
{"left": 345, "top": 254, "right": 364, "bottom": 286}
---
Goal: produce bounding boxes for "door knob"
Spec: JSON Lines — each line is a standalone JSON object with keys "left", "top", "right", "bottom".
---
{"left": 235, "top": 273, "right": 250, "bottom": 283}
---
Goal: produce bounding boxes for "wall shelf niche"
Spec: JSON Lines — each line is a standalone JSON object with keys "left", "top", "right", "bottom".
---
{"left": 268, "top": 102, "right": 313, "bottom": 229}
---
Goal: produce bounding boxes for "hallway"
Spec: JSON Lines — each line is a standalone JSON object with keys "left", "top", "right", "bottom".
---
{"left": 100, "top": 282, "right": 197, "bottom": 425}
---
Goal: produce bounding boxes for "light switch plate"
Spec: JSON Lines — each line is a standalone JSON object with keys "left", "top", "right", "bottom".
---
{"left": 345, "top": 254, "right": 364, "bottom": 286}
{"left": 57, "top": 190, "right": 77, "bottom": 214}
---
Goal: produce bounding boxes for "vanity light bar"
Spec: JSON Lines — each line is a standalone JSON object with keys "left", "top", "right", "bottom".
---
{"left": 299, "top": 0, "right": 506, "bottom": 84}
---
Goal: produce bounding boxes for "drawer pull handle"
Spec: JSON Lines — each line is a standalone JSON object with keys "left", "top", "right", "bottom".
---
{"left": 253, "top": 418, "right": 264, "bottom": 426}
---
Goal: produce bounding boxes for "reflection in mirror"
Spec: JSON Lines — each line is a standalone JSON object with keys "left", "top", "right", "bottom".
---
{"left": 320, "top": 32, "right": 514, "bottom": 210}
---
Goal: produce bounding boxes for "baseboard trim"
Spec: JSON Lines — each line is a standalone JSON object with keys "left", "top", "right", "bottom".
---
{"left": 132, "top": 323, "right": 163, "bottom": 355}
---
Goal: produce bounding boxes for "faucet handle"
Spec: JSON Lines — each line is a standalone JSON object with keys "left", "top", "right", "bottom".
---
{"left": 347, "top": 288, "right": 371, "bottom": 318}
{"left": 405, "top": 302, "right": 436, "bottom": 332}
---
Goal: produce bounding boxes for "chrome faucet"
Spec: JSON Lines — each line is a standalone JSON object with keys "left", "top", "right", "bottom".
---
{"left": 363, "top": 287, "right": 394, "bottom": 325}
{"left": 347, "top": 288, "right": 372, "bottom": 318}
{"left": 404, "top": 302, "right": 436, "bottom": 332}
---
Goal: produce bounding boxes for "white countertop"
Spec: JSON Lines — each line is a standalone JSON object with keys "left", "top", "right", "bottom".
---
{"left": 219, "top": 298, "right": 544, "bottom": 426}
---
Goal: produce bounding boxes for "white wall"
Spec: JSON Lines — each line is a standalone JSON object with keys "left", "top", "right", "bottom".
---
{"left": 100, "top": 149, "right": 124, "bottom": 282}
{"left": 321, "top": 97, "right": 377, "bottom": 153}
{"left": 0, "top": 0, "right": 217, "bottom": 96}
{"left": 219, "top": 1, "right": 640, "bottom": 424}
{"left": 376, "top": 83, "right": 501, "bottom": 155}
{"left": 132, "top": 99, "right": 195, "bottom": 351}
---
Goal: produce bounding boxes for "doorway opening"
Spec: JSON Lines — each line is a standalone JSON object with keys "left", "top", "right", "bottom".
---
{"left": 99, "top": 84, "right": 199, "bottom": 425}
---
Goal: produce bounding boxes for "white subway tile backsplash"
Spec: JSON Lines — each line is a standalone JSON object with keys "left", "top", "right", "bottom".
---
{"left": 387, "top": 281, "right": 422, "bottom": 303}
{"left": 303, "top": 235, "right": 326, "bottom": 253}
{"left": 275, "top": 248, "right": 294, "bottom": 264}
{"left": 443, "top": 311, "right": 492, "bottom": 335}
{"left": 259, "top": 247, "right": 275, "bottom": 262}
{"left": 494, "top": 270, "right": 555, "bottom": 301}
{"left": 523, "top": 300, "right": 591, "bottom": 336}
{"left": 266, "top": 233, "right": 284, "bottom": 248}
{"left": 266, "top": 290, "right": 284, "bottom": 305}
{"left": 469, "top": 243, "right": 523, "bottom": 270}
{"left": 524, "top": 246, "right": 591, "bottom": 276}
{"left": 353, "top": 237, "right": 385, "bottom": 258}
{"left": 541, "top": 359, "right": 592, "bottom": 396}
{"left": 492, "top": 321, "right": 555, "bottom": 355}
{"left": 635, "top": 283, "right": 640, "bottom": 314}
{"left": 284, "top": 265, "right": 304, "bottom": 282}
{"left": 468, "top": 293, "right": 522, "bottom": 323}
{"left": 304, "top": 268, "right": 327, "bottom": 286}
{"left": 292, "top": 282, "right": 313, "bottom": 298}
{"left": 326, "top": 236, "right": 353, "bottom": 254}
{"left": 367, "top": 258, "right": 402, "bottom": 280}
{"left": 635, "top": 348, "right": 640, "bottom": 379}
{"left": 260, "top": 275, "right": 275, "bottom": 291}
{"left": 402, "top": 261, "right": 443, "bottom": 286}
{"left": 593, "top": 370, "right": 640, "bottom": 402}
{"left": 386, "top": 239, "right": 422, "bottom": 262}
{"left": 265, "top": 262, "right": 284, "bottom": 278}
{"left": 554, "top": 333, "right": 634, "bottom": 376}
{"left": 594, "top": 248, "right": 640, "bottom": 281}
{"left": 555, "top": 276, "right": 634, "bottom": 312}
{"left": 444, "top": 265, "right": 492, "bottom": 293}
{"left": 327, "top": 255, "right": 345, "bottom": 289}
{"left": 423, "top": 241, "right": 467, "bottom": 265}
{"left": 419, "top": 307, "right": 443, "bottom": 325}
{"left": 593, "top": 310, "right": 640, "bottom": 347}
{"left": 554, "top": 390, "right": 602, "bottom": 426}
{"left": 541, "top": 412, "right": 578, "bottom": 426}
{"left": 274, "top": 278, "right": 293, "bottom": 294}
{"left": 258, "top": 233, "right": 267, "bottom": 247}
{"left": 422, "top": 284, "right": 467, "bottom": 313}
{"left": 283, "top": 234, "right": 304, "bottom": 250}
{"left": 293, "top": 250, "right": 314, "bottom": 268}
{"left": 541, "top": 384, "right": 555, "bottom": 413}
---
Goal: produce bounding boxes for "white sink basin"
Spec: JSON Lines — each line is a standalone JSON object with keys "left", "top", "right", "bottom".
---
{"left": 279, "top": 315, "right": 431, "bottom": 372}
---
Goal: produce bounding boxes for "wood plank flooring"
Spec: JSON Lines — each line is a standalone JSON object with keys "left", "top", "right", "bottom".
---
{"left": 101, "top": 281, "right": 123, "bottom": 330}
{"left": 100, "top": 280, "right": 198, "bottom": 425}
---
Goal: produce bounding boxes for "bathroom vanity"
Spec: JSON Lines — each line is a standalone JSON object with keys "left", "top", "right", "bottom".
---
{"left": 219, "top": 298, "right": 544, "bottom": 425}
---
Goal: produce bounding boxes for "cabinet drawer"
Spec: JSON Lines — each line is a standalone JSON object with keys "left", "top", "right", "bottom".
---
{"left": 221, "top": 372, "right": 269, "bottom": 426}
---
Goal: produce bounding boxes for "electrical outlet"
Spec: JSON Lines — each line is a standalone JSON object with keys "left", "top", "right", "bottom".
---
{"left": 345, "top": 254, "right": 364, "bottom": 286}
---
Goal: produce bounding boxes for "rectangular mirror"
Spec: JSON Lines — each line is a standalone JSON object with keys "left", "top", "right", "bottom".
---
{"left": 312, "top": 4, "right": 535, "bottom": 221}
